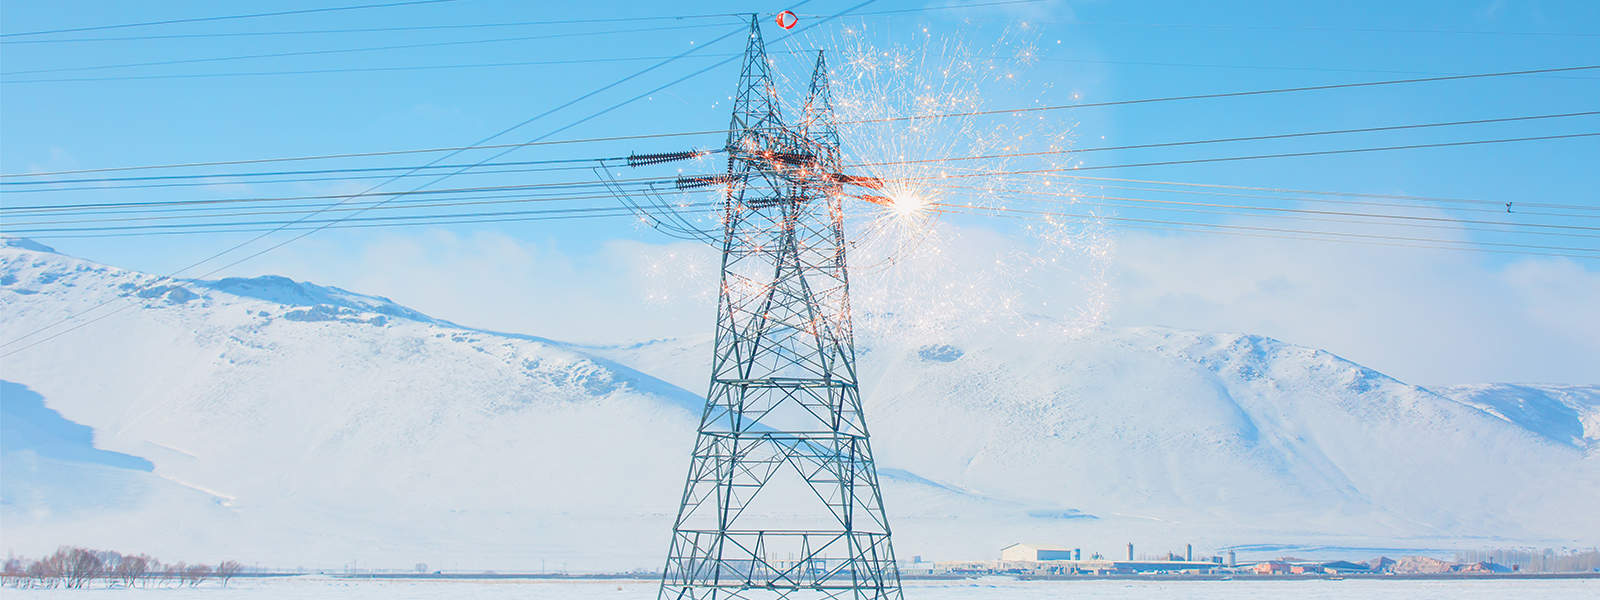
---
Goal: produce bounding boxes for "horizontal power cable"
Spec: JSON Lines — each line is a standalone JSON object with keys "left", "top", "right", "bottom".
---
{"left": 981, "top": 17, "right": 1600, "bottom": 38}
{"left": 952, "top": 179, "right": 1597, "bottom": 218}
{"left": 3, "top": 187, "right": 698, "bottom": 226}
{"left": 23, "top": 50, "right": 1570, "bottom": 85}
{"left": 1, "top": 154, "right": 639, "bottom": 186}
{"left": 978, "top": 172, "right": 1600, "bottom": 212}
{"left": 852, "top": 111, "right": 1600, "bottom": 167}
{"left": 0, "top": 162, "right": 633, "bottom": 195}
{"left": 7, "top": 133, "right": 1593, "bottom": 218}
{"left": 0, "top": 53, "right": 776, "bottom": 84}
{"left": 935, "top": 203, "right": 1600, "bottom": 254}
{"left": 11, "top": 64, "right": 1595, "bottom": 178}
{"left": 1, "top": 174, "right": 679, "bottom": 213}
{"left": 961, "top": 210, "right": 1600, "bottom": 260}
{"left": 11, "top": 111, "right": 1586, "bottom": 189}
{"left": 12, "top": 187, "right": 1591, "bottom": 243}
{"left": 919, "top": 182, "right": 1600, "bottom": 233}
{"left": 1, "top": 9, "right": 751, "bottom": 44}
{"left": 1, "top": 22, "right": 733, "bottom": 76}
{"left": 871, "top": 132, "right": 1600, "bottom": 178}
{"left": 13, "top": 204, "right": 723, "bottom": 240}
{"left": 1031, "top": 57, "right": 1598, "bottom": 80}
{"left": 14, "top": 197, "right": 1595, "bottom": 261}
{"left": 1, "top": 0, "right": 1039, "bottom": 44}
{"left": 0, "top": 131, "right": 727, "bottom": 178}
{"left": 3, "top": 202, "right": 721, "bottom": 234}
{"left": 0, "top": 0, "right": 458, "bottom": 38}
{"left": 839, "top": 65, "right": 1600, "bottom": 124}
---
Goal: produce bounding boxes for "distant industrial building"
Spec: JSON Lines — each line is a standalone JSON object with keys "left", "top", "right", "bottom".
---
{"left": 990, "top": 542, "right": 1223, "bottom": 575}
{"left": 1000, "top": 543, "right": 1077, "bottom": 562}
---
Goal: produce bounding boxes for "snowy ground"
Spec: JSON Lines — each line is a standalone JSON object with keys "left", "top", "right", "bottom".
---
{"left": 4, "top": 577, "right": 1598, "bottom": 599}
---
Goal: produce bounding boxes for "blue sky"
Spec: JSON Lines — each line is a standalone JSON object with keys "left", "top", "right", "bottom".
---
{"left": 2, "top": 0, "right": 1597, "bottom": 384}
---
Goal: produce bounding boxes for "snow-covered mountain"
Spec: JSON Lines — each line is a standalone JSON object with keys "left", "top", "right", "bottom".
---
{"left": 1, "top": 237, "right": 1596, "bottom": 569}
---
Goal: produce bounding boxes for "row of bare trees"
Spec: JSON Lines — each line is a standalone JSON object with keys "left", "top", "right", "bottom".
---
{"left": 1, "top": 547, "right": 243, "bottom": 590}
{"left": 1454, "top": 548, "right": 1600, "bottom": 573}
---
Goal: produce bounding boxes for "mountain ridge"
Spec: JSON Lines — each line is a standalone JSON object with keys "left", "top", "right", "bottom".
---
{"left": 1, "top": 237, "right": 1595, "bottom": 568}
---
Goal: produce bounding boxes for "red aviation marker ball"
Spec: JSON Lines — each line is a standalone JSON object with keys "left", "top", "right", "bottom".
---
{"left": 775, "top": 10, "right": 798, "bottom": 29}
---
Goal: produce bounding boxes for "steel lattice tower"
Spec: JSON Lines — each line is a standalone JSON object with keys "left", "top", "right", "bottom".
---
{"left": 658, "top": 17, "right": 905, "bottom": 600}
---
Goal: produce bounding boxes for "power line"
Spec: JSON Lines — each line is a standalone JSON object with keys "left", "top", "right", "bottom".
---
{"left": 0, "top": 0, "right": 459, "bottom": 38}
{"left": 1, "top": 0, "right": 1043, "bottom": 44}
{"left": 10, "top": 111, "right": 1587, "bottom": 189}
{"left": 12, "top": 197, "right": 1594, "bottom": 261}
{"left": 920, "top": 183, "right": 1600, "bottom": 234}
{"left": 0, "top": 161, "right": 634, "bottom": 195}
{"left": 801, "top": 0, "right": 1046, "bottom": 19}
{"left": 994, "top": 18, "right": 1600, "bottom": 39}
{"left": 1, "top": 154, "right": 639, "bottom": 186}
{"left": 0, "top": 10, "right": 752, "bottom": 44}
{"left": 965, "top": 210, "right": 1600, "bottom": 260}
{"left": 26, "top": 51, "right": 1578, "bottom": 86}
{"left": 2, "top": 188, "right": 692, "bottom": 227}
{"left": 0, "top": 175, "right": 677, "bottom": 213}
{"left": 983, "top": 180, "right": 1598, "bottom": 217}
{"left": 4, "top": 202, "right": 720, "bottom": 234}
{"left": 15, "top": 66, "right": 1600, "bottom": 180}
{"left": 0, "top": 22, "right": 734, "bottom": 76}
{"left": 12, "top": 186, "right": 1592, "bottom": 241}
{"left": 936, "top": 203, "right": 1600, "bottom": 255}
{"left": 0, "top": 54, "right": 752, "bottom": 85}
{"left": 1032, "top": 57, "right": 1598, "bottom": 80}
{"left": 0, "top": 131, "right": 727, "bottom": 178}
{"left": 12, "top": 65, "right": 1593, "bottom": 178}
{"left": 877, "top": 132, "right": 1600, "bottom": 177}
{"left": 995, "top": 173, "right": 1600, "bottom": 212}
{"left": 853, "top": 111, "right": 1600, "bottom": 166}
{"left": 6, "top": 133, "right": 1593, "bottom": 219}
{"left": 840, "top": 65, "right": 1600, "bottom": 124}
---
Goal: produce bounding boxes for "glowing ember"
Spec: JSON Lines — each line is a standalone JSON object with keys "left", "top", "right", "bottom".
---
{"left": 882, "top": 184, "right": 929, "bottom": 219}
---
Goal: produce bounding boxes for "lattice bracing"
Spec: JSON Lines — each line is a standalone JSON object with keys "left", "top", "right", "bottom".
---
{"left": 658, "top": 16, "right": 903, "bottom": 600}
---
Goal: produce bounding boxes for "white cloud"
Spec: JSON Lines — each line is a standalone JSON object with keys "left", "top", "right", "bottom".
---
{"left": 247, "top": 215, "right": 1596, "bottom": 385}
{"left": 250, "top": 229, "right": 719, "bottom": 344}
{"left": 1104, "top": 227, "right": 1600, "bottom": 385}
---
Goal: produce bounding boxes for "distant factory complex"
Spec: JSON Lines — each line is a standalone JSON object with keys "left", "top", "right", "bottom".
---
{"left": 900, "top": 543, "right": 1385, "bottom": 577}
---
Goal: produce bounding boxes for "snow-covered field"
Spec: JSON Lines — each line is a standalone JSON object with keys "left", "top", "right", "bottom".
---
{"left": 5, "top": 577, "right": 1599, "bottom": 600}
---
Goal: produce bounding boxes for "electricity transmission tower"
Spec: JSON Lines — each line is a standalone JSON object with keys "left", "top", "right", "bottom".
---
{"left": 656, "top": 17, "right": 905, "bottom": 600}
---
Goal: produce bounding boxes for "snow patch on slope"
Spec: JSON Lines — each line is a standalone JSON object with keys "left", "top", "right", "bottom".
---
{"left": 1433, "top": 383, "right": 1600, "bottom": 452}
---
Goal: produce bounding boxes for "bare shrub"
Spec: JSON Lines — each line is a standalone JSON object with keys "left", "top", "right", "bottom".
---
{"left": 29, "top": 551, "right": 64, "bottom": 589}
{"left": 216, "top": 560, "right": 243, "bottom": 587}
{"left": 114, "top": 554, "right": 152, "bottom": 587}
{"left": 1, "top": 557, "right": 24, "bottom": 586}
{"left": 24, "top": 561, "right": 47, "bottom": 589}
{"left": 184, "top": 563, "right": 212, "bottom": 587}
{"left": 60, "top": 547, "right": 105, "bottom": 589}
